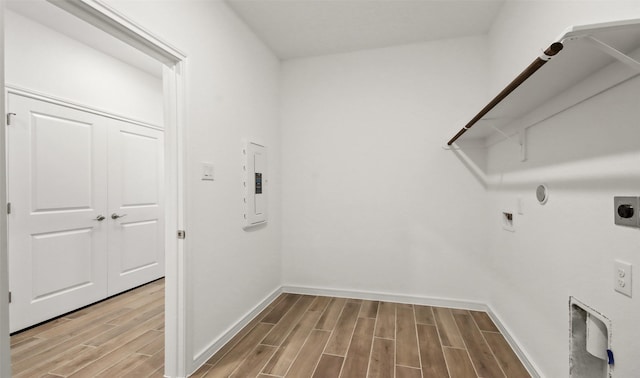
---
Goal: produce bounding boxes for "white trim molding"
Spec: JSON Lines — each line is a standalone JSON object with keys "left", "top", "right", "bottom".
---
{"left": 6, "top": 85, "right": 163, "bottom": 131}
{"left": 48, "top": 0, "right": 185, "bottom": 67}
{"left": 283, "top": 285, "right": 488, "bottom": 312}
{"left": 190, "top": 287, "right": 283, "bottom": 375}
{"left": 485, "top": 307, "right": 543, "bottom": 378}
{"left": 42, "top": 1, "right": 189, "bottom": 376}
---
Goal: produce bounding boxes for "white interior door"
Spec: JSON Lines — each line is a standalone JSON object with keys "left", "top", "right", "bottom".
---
{"left": 107, "top": 119, "right": 164, "bottom": 295}
{"left": 7, "top": 93, "right": 109, "bottom": 332}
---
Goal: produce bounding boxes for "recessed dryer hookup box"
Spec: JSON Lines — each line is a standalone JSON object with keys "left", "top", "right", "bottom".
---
{"left": 614, "top": 196, "right": 639, "bottom": 228}
{"left": 242, "top": 141, "right": 267, "bottom": 229}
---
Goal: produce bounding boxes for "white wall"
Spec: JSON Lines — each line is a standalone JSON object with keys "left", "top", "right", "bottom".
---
{"left": 485, "top": 1, "right": 640, "bottom": 376}
{"left": 103, "top": 1, "right": 282, "bottom": 373}
{"left": 5, "top": 10, "right": 163, "bottom": 126}
{"left": 281, "top": 37, "right": 491, "bottom": 303}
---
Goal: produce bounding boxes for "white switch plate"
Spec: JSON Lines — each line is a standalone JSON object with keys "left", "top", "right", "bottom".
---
{"left": 201, "top": 163, "right": 214, "bottom": 181}
{"left": 517, "top": 196, "right": 524, "bottom": 215}
{"left": 614, "top": 260, "right": 632, "bottom": 297}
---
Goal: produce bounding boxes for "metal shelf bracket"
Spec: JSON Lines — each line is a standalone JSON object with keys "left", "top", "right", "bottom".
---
{"left": 584, "top": 36, "right": 640, "bottom": 73}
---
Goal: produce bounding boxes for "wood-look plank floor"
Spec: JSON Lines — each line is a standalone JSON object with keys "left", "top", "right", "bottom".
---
{"left": 11, "top": 284, "right": 530, "bottom": 378}
{"left": 10, "top": 278, "right": 165, "bottom": 378}
{"left": 195, "top": 294, "right": 531, "bottom": 378}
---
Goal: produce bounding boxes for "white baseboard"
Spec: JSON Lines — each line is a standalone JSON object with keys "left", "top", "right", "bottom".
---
{"left": 485, "top": 306, "right": 543, "bottom": 378}
{"left": 282, "top": 284, "right": 488, "bottom": 311}
{"left": 190, "top": 286, "right": 283, "bottom": 374}
{"left": 189, "top": 284, "right": 541, "bottom": 378}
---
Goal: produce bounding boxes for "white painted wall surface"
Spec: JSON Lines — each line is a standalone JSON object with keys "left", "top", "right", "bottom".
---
{"left": 103, "top": 1, "right": 281, "bottom": 373}
{"left": 5, "top": 10, "right": 163, "bottom": 126}
{"left": 281, "top": 37, "right": 491, "bottom": 303}
{"left": 485, "top": 2, "right": 640, "bottom": 376}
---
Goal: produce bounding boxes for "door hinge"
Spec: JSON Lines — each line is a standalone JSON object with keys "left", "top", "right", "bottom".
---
{"left": 8, "top": 292, "right": 11, "bottom": 304}
{"left": 177, "top": 230, "right": 186, "bottom": 239}
{"left": 6, "top": 113, "right": 16, "bottom": 126}
{"left": 6, "top": 202, "right": 11, "bottom": 214}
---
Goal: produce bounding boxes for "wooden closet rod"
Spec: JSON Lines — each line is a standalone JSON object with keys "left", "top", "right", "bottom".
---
{"left": 447, "top": 42, "right": 564, "bottom": 146}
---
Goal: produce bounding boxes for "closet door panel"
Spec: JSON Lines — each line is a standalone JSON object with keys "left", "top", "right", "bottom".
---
{"left": 107, "top": 119, "right": 164, "bottom": 295}
{"left": 7, "top": 94, "right": 108, "bottom": 332}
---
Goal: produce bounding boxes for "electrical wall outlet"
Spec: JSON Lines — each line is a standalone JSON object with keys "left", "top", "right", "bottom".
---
{"left": 614, "top": 196, "right": 639, "bottom": 227}
{"left": 614, "top": 260, "right": 632, "bottom": 297}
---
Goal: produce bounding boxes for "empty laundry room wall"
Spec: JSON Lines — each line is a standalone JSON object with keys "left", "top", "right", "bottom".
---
{"left": 484, "top": 1, "right": 640, "bottom": 376}
{"left": 281, "top": 36, "right": 492, "bottom": 304}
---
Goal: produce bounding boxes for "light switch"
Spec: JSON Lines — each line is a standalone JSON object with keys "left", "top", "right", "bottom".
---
{"left": 201, "top": 163, "right": 214, "bottom": 181}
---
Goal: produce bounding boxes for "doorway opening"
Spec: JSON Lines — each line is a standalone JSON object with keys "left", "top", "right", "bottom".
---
{"left": 3, "top": 0, "right": 187, "bottom": 376}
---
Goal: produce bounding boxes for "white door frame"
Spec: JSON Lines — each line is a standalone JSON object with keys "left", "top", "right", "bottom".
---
{"left": 0, "top": 1, "right": 188, "bottom": 376}
{"left": 0, "top": 1, "right": 10, "bottom": 376}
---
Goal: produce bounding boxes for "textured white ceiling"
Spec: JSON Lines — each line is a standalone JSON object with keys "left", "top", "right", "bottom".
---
{"left": 226, "top": 0, "right": 505, "bottom": 60}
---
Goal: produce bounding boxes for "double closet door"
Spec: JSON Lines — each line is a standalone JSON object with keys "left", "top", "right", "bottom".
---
{"left": 7, "top": 92, "right": 165, "bottom": 332}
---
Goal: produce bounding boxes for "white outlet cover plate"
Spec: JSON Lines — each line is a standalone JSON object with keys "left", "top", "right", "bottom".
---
{"left": 614, "top": 260, "right": 632, "bottom": 297}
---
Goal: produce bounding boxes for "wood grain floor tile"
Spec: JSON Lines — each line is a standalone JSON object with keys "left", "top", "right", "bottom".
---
{"left": 203, "top": 294, "right": 288, "bottom": 368}
{"left": 286, "top": 330, "right": 331, "bottom": 377}
{"left": 396, "top": 304, "right": 420, "bottom": 368}
{"left": 10, "top": 336, "right": 47, "bottom": 356}
{"left": 309, "top": 296, "right": 332, "bottom": 312}
{"left": 11, "top": 280, "right": 167, "bottom": 377}
{"left": 434, "top": 307, "right": 465, "bottom": 348}
{"left": 262, "top": 295, "right": 315, "bottom": 346}
{"left": 230, "top": 344, "right": 277, "bottom": 377}
{"left": 137, "top": 331, "right": 164, "bottom": 356}
{"left": 483, "top": 332, "right": 531, "bottom": 378}
{"left": 417, "top": 324, "right": 448, "bottom": 377}
{"left": 11, "top": 281, "right": 530, "bottom": 378}
{"left": 396, "top": 365, "right": 422, "bottom": 378}
{"left": 325, "top": 302, "right": 361, "bottom": 356}
{"left": 12, "top": 323, "right": 115, "bottom": 374}
{"left": 262, "top": 294, "right": 302, "bottom": 324}
{"left": 414, "top": 305, "right": 435, "bottom": 325}
{"left": 187, "top": 362, "right": 212, "bottom": 378}
{"left": 10, "top": 317, "right": 71, "bottom": 346}
{"left": 470, "top": 311, "right": 499, "bottom": 333}
{"left": 454, "top": 314, "right": 504, "bottom": 378}
{"left": 262, "top": 307, "right": 325, "bottom": 375}
{"left": 359, "top": 300, "right": 379, "bottom": 318}
{"left": 315, "top": 297, "right": 347, "bottom": 331}
{"left": 94, "top": 353, "right": 149, "bottom": 377}
{"left": 66, "top": 329, "right": 161, "bottom": 377}
{"left": 341, "top": 317, "right": 375, "bottom": 377}
{"left": 106, "top": 296, "right": 165, "bottom": 326}
{"left": 121, "top": 349, "right": 165, "bottom": 378}
{"left": 148, "top": 366, "right": 164, "bottom": 377}
{"left": 11, "top": 311, "right": 123, "bottom": 364}
{"left": 13, "top": 344, "right": 94, "bottom": 378}
{"left": 84, "top": 304, "right": 164, "bottom": 347}
{"left": 375, "top": 302, "right": 396, "bottom": 339}
{"left": 368, "top": 338, "right": 394, "bottom": 378}
{"left": 312, "top": 354, "right": 344, "bottom": 378}
{"left": 443, "top": 347, "right": 477, "bottom": 378}
{"left": 205, "top": 322, "right": 274, "bottom": 377}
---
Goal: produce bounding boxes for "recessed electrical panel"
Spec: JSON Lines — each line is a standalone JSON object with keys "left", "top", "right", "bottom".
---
{"left": 242, "top": 141, "right": 267, "bottom": 229}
